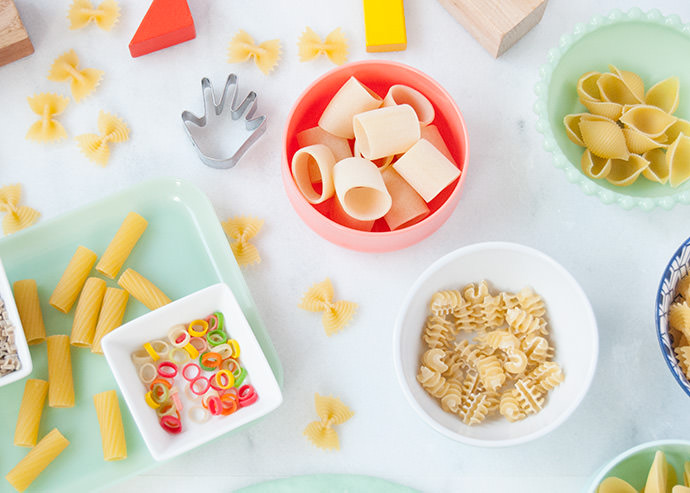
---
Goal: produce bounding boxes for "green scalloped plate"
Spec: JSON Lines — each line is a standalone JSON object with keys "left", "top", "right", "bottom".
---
{"left": 236, "top": 475, "right": 419, "bottom": 493}
{"left": 534, "top": 8, "right": 690, "bottom": 210}
{"left": 0, "top": 178, "right": 282, "bottom": 492}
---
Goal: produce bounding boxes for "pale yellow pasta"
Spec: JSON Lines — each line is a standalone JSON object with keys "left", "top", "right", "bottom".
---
{"left": 606, "top": 154, "right": 650, "bottom": 187}
{"left": 5, "top": 428, "right": 69, "bottom": 492}
{"left": 499, "top": 389, "right": 526, "bottom": 422}
{"left": 353, "top": 104, "right": 420, "bottom": 160}
{"left": 608, "top": 65, "right": 645, "bottom": 102}
{"left": 297, "top": 27, "right": 348, "bottom": 65}
{"left": 222, "top": 216, "right": 264, "bottom": 267}
{"left": 581, "top": 149, "right": 612, "bottom": 179}
{"left": 516, "top": 287, "right": 546, "bottom": 318}
{"left": 597, "top": 73, "right": 643, "bottom": 105}
{"left": 14, "top": 379, "right": 49, "bottom": 447}
{"left": 421, "top": 348, "right": 448, "bottom": 373}
{"left": 623, "top": 127, "right": 666, "bottom": 154}
{"left": 579, "top": 118, "right": 630, "bottom": 160}
{"left": 514, "top": 379, "right": 543, "bottom": 415}
{"left": 91, "top": 287, "right": 129, "bottom": 354}
{"left": 13, "top": 280, "right": 46, "bottom": 345}
{"left": 296, "top": 126, "right": 352, "bottom": 163}
{"left": 460, "top": 392, "right": 494, "bottom": 425}
{"left": 476, "top": 355, "right": 505, "bottom": 392}
{"left": 423, "top": 315, "right": 453, "bottom": 349}
{"left": 666, "top": 119, "right": 690, "bottom": 142}
{"left": 70, "top": 277, "right": 106, "bottom": 347}
{"left": 291, "top": 144, "right": 336, "bottom": 204}
{"left": 439, "top": 379, "right": 463, "bottom": 413}
{"left": 93, "top": 390, "right": 127, "bottom": 461}
{"left": 577, "top": 71, "right": 602, "bottom": 103}
{"left": 417, "top": 365, "right": 450, "bottom": 398}
{"left": 667, "top": 133, "right": 690, "bottom": 188}
{"left": 68, "top": 0, "right": 121, "bottom": 31}
{"left": 49, "top": 245, "right": 98, "bottom": 313}
{"left": 47, "top": 50, "right": 103, "bottom": 102}
{"left": 117, "top": 268, "right": 170, "bottom": 311}
{"left": 333, "top": 157, "right": 392, "bottom": 220}
{"left": 429, "top": 289, "right": 464, "bottom": 317}
{"left": 392, "top": 138, "right": 461, "bottom": 202}
{"left": 646, "top": 76, "right": 680, "bottom": 114}
{"left": 26, "top": 94, "right": 69, "bottom": 143}
{"left": 318, "top": 76, "right": 382, "bottom": 139}
{"left": 96, "top": 211, "right": 148, "bottom": 279}
{"left": 46, "top": 335, "right": 74, "bottom": 408}
{"left": 382, "top": 84, "right": 435, "bottom": 126}
{"left": 227, "top": 30, "right": 281, "bottom": 75}
{"left": 304, "top": 393, "right": 353, "bottom": 450}
{"left": 298, "top": 278, "right": 357, "bottom": 336}
{"left": 620, "top": 104, "right": 677, "bottom": 138}
{"left": 645, "top": 450, "right": 672, "bottom": 493}
{"left": 506, "top": 307, "right": 546, "bottom": 336}
{"left": 75, "top": 111, "right": 130, "bottom": 166}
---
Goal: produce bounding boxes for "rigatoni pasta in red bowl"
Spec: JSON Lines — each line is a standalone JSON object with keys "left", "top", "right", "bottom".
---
{"left": 282, "top": 60, "right": 469, "bottom": 252}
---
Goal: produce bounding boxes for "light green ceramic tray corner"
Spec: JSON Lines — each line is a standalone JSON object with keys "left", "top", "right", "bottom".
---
{"left": 235, "top": 474, "right": 419, "bottom": 493}
{"left": 534, "top": 8, "right": 690, "bottom": 211}
{"left": 585, "top": 440, "right": 690, "bottom": 492}
{"left": 0, "top": 178, "right": 283, "bottom": 492}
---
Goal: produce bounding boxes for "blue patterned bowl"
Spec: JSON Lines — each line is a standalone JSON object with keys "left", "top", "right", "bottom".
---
{"left": 656, "top": 236, "right": 690, "bottom": 397}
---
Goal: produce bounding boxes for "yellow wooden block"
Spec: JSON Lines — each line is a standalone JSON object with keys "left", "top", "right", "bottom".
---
{"left": 363, "top": 0, "right": 407, "bottom": 52}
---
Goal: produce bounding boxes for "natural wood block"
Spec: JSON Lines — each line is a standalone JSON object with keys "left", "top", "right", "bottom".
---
{"left": 437, "top": 0, "right": 548, "bottom": 58}
{"left": 0, "top": 0, "right": 34, "bottom": 67}
{"left": 363, "top": 0, "right": 407, "bottom": 53}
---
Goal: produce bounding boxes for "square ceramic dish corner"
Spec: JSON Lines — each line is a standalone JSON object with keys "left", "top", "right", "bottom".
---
{"left": 393, "top": 242, "right": 598, "bottom": 447}
{"left": 0, "top": 257, "right": 32, "bottom": 388}
{"left": 0, "top": 178, "right": 282, "bottom": 492}
{"left": 101, "top": 283, "right": 283, "bottom": 462}
{"left": 535, "top": 8, "right": 690, "bottom": 210}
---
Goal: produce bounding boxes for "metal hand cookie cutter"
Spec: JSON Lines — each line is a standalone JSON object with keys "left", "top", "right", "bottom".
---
{"left": 181, "top": 74, "right": 267, "bottom": 169}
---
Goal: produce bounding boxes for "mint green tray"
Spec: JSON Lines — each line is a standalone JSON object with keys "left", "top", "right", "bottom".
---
{"left": 534, "top": 8, "right": 690, "bottom": 210}
{"left": 0, "top": 178, "right": 282, "bottom": 492}
{"left": 236, "top": 474, "right": 419, "bottom": 493}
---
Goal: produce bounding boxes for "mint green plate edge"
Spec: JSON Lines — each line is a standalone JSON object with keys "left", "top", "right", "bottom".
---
{"left": 585, "top": 439, "right": 690, "bottom": 492}
{"left": 534, "top": 8, "right": 690, "bottom": 211}
{"left": 235, "top": 474, "right": 420, "bottom": 493}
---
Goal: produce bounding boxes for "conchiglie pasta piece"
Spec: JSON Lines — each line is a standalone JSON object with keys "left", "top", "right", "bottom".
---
{"left": 579, "top": 118, "right": 629, "bottom": 160}
{"left": 577, "top": 71, "right": 601, "bottom": 103}
{"left": 666, "top": 119, "right": 690, "bottom": 143}
{"left": 645, "top": 76, "right": 680, "bottom": 114}
{"left": 581, "top": 99, "right": 623, "bottom": 120}
{"left": 580, "top": 149, "right": 611, "bottom": 179}
{"left": 643, "top": 148, "right": 669, "bottom": 184}
{"left": 620, "top": 105, "right": 677, "bottom": 138}
{"left": 623, "top": 127, "right": 665, "bottom": 154}
{"left": 564, "top": 114, "right": 586, "bottom": 146}
{"left": 608, "top": 65, "right": 645, "bottom": 102}
{"left": 606, "top": 154, "right": 649, "bottom": 187}
{"left": 597, "top": 477, "right": 639, "bottom": 493}
{"left": 597, "top": 73, "right": 643, "bottom": 105}
{"left": 667, "top": 133, "right": 690, "bottom": 188}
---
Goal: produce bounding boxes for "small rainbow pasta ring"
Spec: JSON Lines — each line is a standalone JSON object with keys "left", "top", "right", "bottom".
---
{"left": 157, "top": 361, "right": 178, "bottom": 379}
{"left": 138, "top": 362, "right": 157, "bottom": 384}
{"left": 238, "top": 384, "right": 258, "bottom": 407}
{"left": 206, "top": 329, "right": 228, "bottom": 347}
{"left": 189, "top": 376, "right": 210, "bottom": 396}
{"left": 150, "top": 377, "right": 172, "bottom": 390}
{"left": 143, "top": 342, "right": 160, "bottom": 362}
{"left": 131, "top": 348, "right": 152, "bottom": 365}
{"left": 182, "top": 362, "right": 201, "bottom": 382}
{"left": 145, "top": 391, "right": 161, "bottom": 409}
{"left": 234, "top": 367, "right": 247, "bottom": 387}
{"left": 168, "top": 347, "right": 191, "bottom": 364}
{"left": 228, "top": 339, "right": 241, "bottom": 359}
{"left": 160, "top": 415, "right": 182, "bottom": 434}
{"left": 189, "top": 337, "right": 208, "bottom": 354}
{"left": 187, "top": 319, "right": 209, "bottom": 337}
{"left": 220, "top": 358, "right": 240, "bottom": 374}
{"left": 214, "top": 369, "right": 235, "bottom": 389}
{"left": 207, "top": 395, "right": 223, "bottom": 416}
{"left": 168, "top": 324, "right": 191, "bottom": 348}
{"left": 199, "top": 351, "right": 222, "bottom": 371}
{"left": 183, "top": 342, "right": 199, "bottom": 359}
{"left": 213, "top": 343, "right": 233, "bottom": 360}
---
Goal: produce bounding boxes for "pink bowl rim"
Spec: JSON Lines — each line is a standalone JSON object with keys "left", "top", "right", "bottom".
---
{"left": 281, "top": 59, "right": 470, "bottom": 240}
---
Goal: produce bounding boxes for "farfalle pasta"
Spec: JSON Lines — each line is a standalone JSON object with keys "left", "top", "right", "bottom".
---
{"left": 227, "top": 30, "right": 281, "bottom": 75}
{"left": 417, "top": 281, "right": 563, "bottom": 425}
{"left": 297, "top": 27, "right": 348, "bottom": 65}
{"left": 48, "top": 50, "right": 103, "bottom": 102}
{"left": 303, "top": 393, "right": 353, "bottom": 450}
{"left": 75, "top": 111, "right": 129, "bottom": 165}
{"left": 565, "top": 66, "right": 690, "bottom": 188}
{"left": 68, "top": 0, "right": 120, "bottom": 31}
{"left": 0, "top": 184, "right": 40, "bottom": 235}
{"left": 221, "top": 216, "right": 264, "bottom": 266}
{"left": 26, "top": 93, "right": 69, "bottom": 143}
{"left": 298, "top": 278, "right": 356, "bottom": 336}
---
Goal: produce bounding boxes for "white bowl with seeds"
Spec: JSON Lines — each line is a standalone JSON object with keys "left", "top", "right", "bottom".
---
{"left": 0, "top": 258, "right": 32, "bottom": 388}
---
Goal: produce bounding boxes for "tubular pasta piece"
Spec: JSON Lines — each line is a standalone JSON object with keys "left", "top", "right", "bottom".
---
{"left": 96, "top": 211, "right": 148, "bottom": 279}
{"left": 318, "top": 76, "right": 382, "bottom": 139}
{"left": 419, "top": 124, "right": 455, "bottom": 164}
{"left": 70, "top": 277, "right": 106, "bottom": 347}
{"left": 579, "top": 118, "right": 629, "bottom": 160}
{"left": 297, "top": 27, "right": 348, "bottom": 65}
{"left": 76, "top": 111, "right": 130, "bottom": 166}
{"left": 296, "top": 126, "right": 352, "bottom": 163}
{"left": 353, "top": 139, "right": 394, "bottom": 170}
{"left": 227, "top": 30, "right": 281, "bottom": 75}
{"left": 221, "top": 216, "right": 264, "bottom": 266}
{"left": 645, "top": 76, "right": 680, "bottom": 114}
{"left": 580, "top": 149, "right": 611, "bottom": 179}
{"left": 353, "top": 105, "right": 420, "bottom": 160}
{"left": 291, "top": 145, "right": 336, "bottom": 204}
{"left": 381, "top": 167, "right": 430, "bottom": 231}
{"left": 392, "top": 138, "right": 461, "bottom": 202}
{"left": 330, "top": 196, "right": 374, "bottom": 232}
{"left": 607, "top": 65, "right": 645, "bottom": 102}
{"left": 383, "top": 84, "right": 435, "bottom": 126}
{"left": 333, "top": 157, "right": 392, "bottom": 221}
{"left": 597, "top": 73, "right": 643, "bottom": 105}
{"left": 13, "top": 279, "right": 46, "bottom": 345}
{"left": 667, "top": 133, "right": 690, "bottom": 188}
{"left": 93, "top": 390, "right": 127, "bottom": 461}
{"left": 91, "top": 287, "right": 129, "bottom": 353}
{"left": 5, "top": 428, "right": 69, "bottom": 492}
{"left": 14, "top": 379, "right": 49, "bottom": 447}
{"left": 47, "top": 335, "right": 75, "bottom": 408}
{"left": 304, "top": 393, "right": 353, "bottom": 450}
{"left": 68, "top": 0, "right": 120, "bottom": 31}
{"left": 49, "top": 245, "right": 98, "bottom": 313}
{"left": 299, "top": 278, "right": 356, "bottom": 336}
{"left": 47, "top": 50, "right": 103, "bottom": 102}
{"left": 26, "top": 94, "right": 69, "bottom": 142}
{"left": 620, "top": 105, "right": 677, "bottom": 139}
{"left": 606, "top": 154, "right": 649, "bottom": 187}
{"left": 117, "top": 268, "right": 169, "bottom": 311}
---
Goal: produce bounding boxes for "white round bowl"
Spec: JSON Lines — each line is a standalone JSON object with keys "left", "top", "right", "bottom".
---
{"left": 393, "top": 242, "right": 599, "bottom": 447}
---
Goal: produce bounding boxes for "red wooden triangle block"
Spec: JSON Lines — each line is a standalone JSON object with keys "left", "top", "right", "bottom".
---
{"left": 128, "top": 0, "right": 196, "bottom": 58}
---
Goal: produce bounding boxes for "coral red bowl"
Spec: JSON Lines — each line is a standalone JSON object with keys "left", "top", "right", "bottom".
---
{"left": 282, "top": 60, "right": 469, "bottom": 252}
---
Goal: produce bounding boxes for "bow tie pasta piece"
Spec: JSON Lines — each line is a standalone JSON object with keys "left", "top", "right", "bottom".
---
{"left": 68, "top": 0, "right": 120, "bottom": 31}
{"left": 304, "top": 393, "right": 353, "bottom": 450}
{"left": 221, "top": 216, "right": 263, "bottom": 266}
{"left": 0, "top": 184, "right": 40, "bottom": 235}
{"left": 227, "top": 30, "right": 281, "bottom": 75}
{"left": 48, "top": 50, "right": 104, "bottom": 102}
{"left": 298, "top": 278, "right": 357, "bottom": 336}
{"left": 75, "top": 111, "right": 129, "bottom": 166}
{"left": 26, "top": 93, "right": 69, "bottom": 142}
{"left": 298, "top": 27, "right": 348, "bottom": 65}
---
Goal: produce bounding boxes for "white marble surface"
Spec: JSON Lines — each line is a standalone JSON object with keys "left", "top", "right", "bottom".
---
{"left": 2, "top": 0, "right": 690, "bottom": 492}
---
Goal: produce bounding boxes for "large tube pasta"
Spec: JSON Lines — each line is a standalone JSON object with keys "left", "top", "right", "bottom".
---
{"left": 5, "top": 428, "right": 69, "bottom": 492}
{"left": 13, "top": 379, "right": 49, "bottom": 447}
{"left": 318, "top": 76, "right": 382, "bottom": 139}
{"left": 382, "top": 84, "right": 435, "bottom": 126}
{"left": 91, "top": 288, "right": 129, "bottom": 354}
{"left": 381, "top": 168, "right": 430, "bottom": 230}
{"left": 46, "top": 335, "right": 75, "bottom": 408}
{"left": 297, "top": 126, "right": 353, "bottom": 163}
{"left": 333, "top": 157, "right": 392, "bottom": 221}
{"left": 49, "top": 246, "right": 98, "bottom": 313}
{"left": 96, "top": 212, "right": 148, "bottom": 279}
{"left": 93, "top": 390, "right": 127, "bottom": 461}
{"left": 70, "top": 277, "right": 106, "bottom": 348}
{"left": 291, "top": 144, "right": 336, "bottom": 204}
{"left": 13, "top": 280, "right": 46, "bottom": 345}
{"left": 117, "top": 268, "right": 170, "bottom": 311}
{"left": 353, "top": 104, "right": 420, "bottom": 160}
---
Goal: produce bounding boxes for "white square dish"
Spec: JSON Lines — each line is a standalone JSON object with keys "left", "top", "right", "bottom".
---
{"left": 0, "top": 257, "right": 32, "bottom": 388}
{"left": 101, "top": 282, "right": 283, "bottom": 461}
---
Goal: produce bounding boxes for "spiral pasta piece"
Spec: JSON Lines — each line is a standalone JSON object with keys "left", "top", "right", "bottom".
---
{"left": 429, "top": 289, "right": 464, "bottom": 317}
